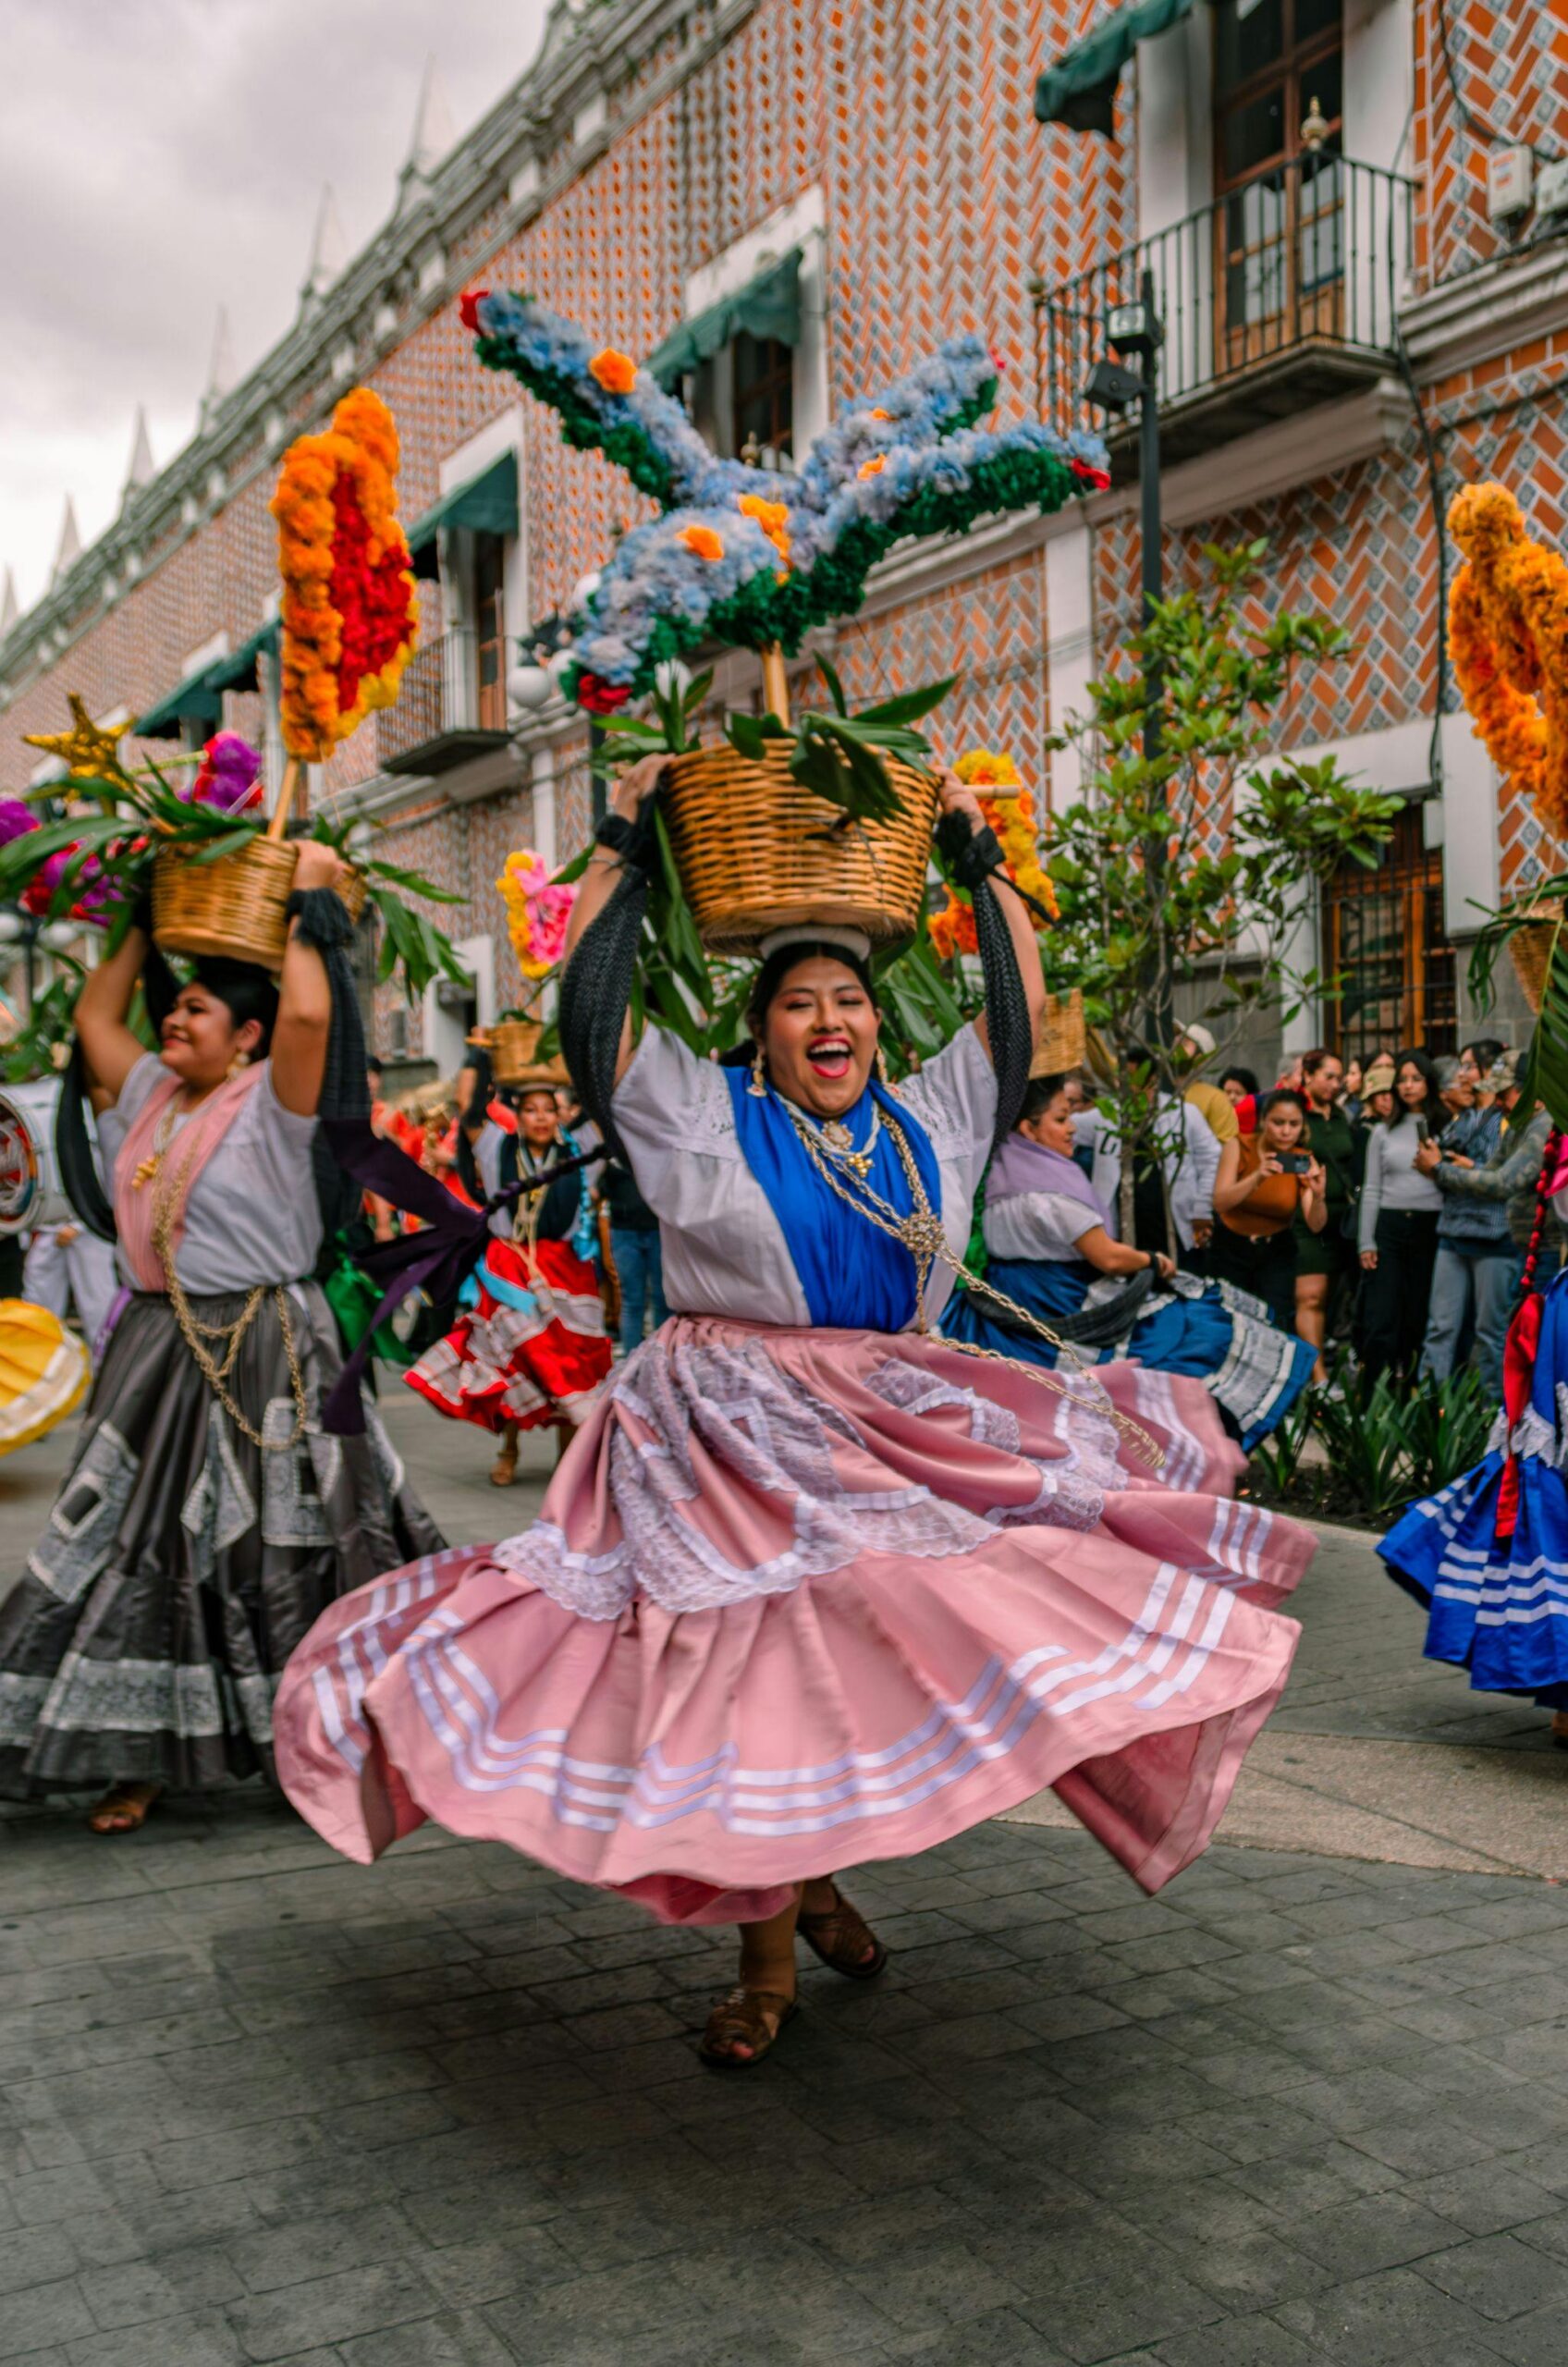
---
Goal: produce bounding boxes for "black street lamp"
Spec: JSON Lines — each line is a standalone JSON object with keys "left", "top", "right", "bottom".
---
{"left": 1084, "top": 265, "right": 1170, "bottom": 1041}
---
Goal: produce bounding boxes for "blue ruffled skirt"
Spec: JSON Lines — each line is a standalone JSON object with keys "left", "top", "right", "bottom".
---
{"left": 1380, "top": 1265, "right": 1568, "bottom": 1705}
{"left": 944, "top": 1257, "right": 1315, "bottom": 1453}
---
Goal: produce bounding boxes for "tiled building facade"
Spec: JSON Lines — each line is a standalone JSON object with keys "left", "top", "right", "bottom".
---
{"left": 2, "top": 0, "right": 1563, "bottom": 1077}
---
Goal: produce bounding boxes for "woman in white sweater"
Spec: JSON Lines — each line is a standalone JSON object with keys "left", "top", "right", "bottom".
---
{"left": 1357, "top": 1049, "right": 1443, "bottom": 1381}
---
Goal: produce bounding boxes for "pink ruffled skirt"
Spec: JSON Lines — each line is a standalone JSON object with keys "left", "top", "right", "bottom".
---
{"left": 275, "top": 1318, "right": 1313, "bottom": 1923}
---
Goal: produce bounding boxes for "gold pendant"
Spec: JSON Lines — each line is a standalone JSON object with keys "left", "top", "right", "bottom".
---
{"left": 131, "top": 1154, "right": 162, "bottom": 1190}
{"left": 821, "top": 1122, "right": 853, "bottom": 1154}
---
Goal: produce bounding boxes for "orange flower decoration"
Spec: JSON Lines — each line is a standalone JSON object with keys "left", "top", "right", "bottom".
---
{"left": 678, "top": 524, "right": 725, "bottom": 562}
{"left": 737, "top": 493, "right": 791, "bottom": 569}
{"left": 927, "top": 746, "right": 1058, "bottom": 958}
{"left": 271, "top": 387, "right": 418, "bottom": 763}
{"left": 589, "top": 348, "right": 638, "bottom": 395}
{"left": 858, "top": 455, "right": 887, "bottom": 480}
{"left": 1448, "top": 482, "right": 1568, "bottom": 840}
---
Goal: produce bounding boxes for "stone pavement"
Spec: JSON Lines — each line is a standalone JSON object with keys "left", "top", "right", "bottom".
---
{"left": 3, "top": 1401, "right": 1568, "bottom": 2364}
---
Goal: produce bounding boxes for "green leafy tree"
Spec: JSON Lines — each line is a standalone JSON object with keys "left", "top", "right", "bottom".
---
{"left": 1036, "top": 543, "right": 1401, "bottom": 1244}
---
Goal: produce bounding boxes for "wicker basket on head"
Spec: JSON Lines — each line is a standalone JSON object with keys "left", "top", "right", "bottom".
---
{"left": 1510, "top": 904, "right": 1561, "bottom": 1014}
{"left": 152, "top": 839, "right": 366, "bottom": 971}
{"left": 661, "top": 742, "right": 939, "bottom": 956}
{"left": 486, "top": 1017, "right": 545, "bottom": 1085}
{"left": 1030, "top": 990, "right": 1087, "bottom": 1076}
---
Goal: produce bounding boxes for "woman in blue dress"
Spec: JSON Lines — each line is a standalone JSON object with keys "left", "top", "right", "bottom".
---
{"left": 946, "top": 1072, "right": 1317, "bottom": 1453}
{"left": 1380, "top": 1141, "right": 1568, "bottom": 1735}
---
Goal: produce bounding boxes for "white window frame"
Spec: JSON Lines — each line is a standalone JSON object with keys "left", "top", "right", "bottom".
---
{"left": 431, "top": 406, "right": 528, "bottom": 733}
{"left": 679, "top": 186, "right": 828, "bottom": 467}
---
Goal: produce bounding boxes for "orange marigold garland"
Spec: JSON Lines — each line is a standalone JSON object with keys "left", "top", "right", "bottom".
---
{"left": 927, "top": 747, "right": 1059, "bottom": 959}
{"left": 271, "top": 388, "right": 419, "bottom": 763}
{"left": 1447, "top": 482, "right": 1568, "bottom": 840}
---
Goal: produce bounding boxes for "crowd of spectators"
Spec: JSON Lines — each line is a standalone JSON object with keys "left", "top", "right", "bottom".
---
{"left": 1070, "top": 1027, "right": 1559, "bottom": 1400}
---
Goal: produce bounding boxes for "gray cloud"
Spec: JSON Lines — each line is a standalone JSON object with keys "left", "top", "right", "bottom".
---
{"left": 0, "top": 0, "right": 548, "bottom": 608}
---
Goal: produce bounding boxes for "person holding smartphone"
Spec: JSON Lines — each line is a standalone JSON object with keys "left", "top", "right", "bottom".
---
{"left": 1209, "top": 1088, "right": 1328, "bottom": 1333}
{"left": 1356, "top": 1049, "right": 1444, "bottom": 1383}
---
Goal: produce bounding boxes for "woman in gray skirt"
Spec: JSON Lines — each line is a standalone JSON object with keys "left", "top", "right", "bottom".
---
{"left": 0, "top": 844, "right": 443, "bottom": 1831}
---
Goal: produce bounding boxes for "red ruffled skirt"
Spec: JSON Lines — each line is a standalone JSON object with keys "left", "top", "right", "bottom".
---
{"left": 404, "top": 1236, "right": 611, "bottom": 1434}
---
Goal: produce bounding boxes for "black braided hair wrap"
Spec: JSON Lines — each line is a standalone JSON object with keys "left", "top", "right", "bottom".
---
{"left": 558, "top": 803, "right": 658, "bottom": 1159}
{"left": 934, "top": 810, "right": 1035, "bottom": 1147}
{"left": 284, "top": 886, "right": 372, "bottom": 1245}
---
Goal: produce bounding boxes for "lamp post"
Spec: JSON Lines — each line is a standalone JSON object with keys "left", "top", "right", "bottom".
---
{"left": 1084, "top": 266, "right": 1169, "bottom": 1041}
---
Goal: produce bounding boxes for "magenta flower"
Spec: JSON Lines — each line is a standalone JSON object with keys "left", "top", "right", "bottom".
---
{"left": 0, "top": 800, "right": 39, "bottom": 848}
{"left": 190, "top": 731, "right": 263, "bottom": 814}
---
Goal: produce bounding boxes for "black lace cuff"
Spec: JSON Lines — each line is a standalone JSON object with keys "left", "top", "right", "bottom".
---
{"left": 284, "top": 884, "right": 355, "bottom": 946}
{"left": 594, "top": 803, "right": 658, "bottom": 873}
{"left": 935, "top": 809, "right": 1008, "bottom": 889}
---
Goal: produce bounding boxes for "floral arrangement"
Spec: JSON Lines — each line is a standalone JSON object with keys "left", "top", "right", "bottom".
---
{"left": 496, "top": 848, "right": 576, "bottom": 981}
{"left": 460, "top": 288, "right": 1108, "bottom": 712}
{"left": 0, "top": 704, "right": 465, "bottom": 999}
{"left": 927, "top": 748, "right": 1059, "bottom": 958}
{"left": 270, "top": 388, "right": 419, "bottom": 763}
{"left": 1448, "top": 482, "right": 1568, "bottom": 840}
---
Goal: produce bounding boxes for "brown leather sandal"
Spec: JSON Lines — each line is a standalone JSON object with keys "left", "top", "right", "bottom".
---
{"left": 698, "top": 1985, "right": 799, "bottom": 2068}
{"left": 798, "top": 1884, "right": 888, "bottom": 1981}
{"left": 489, "top": 1431, "right": 519, "bottom": 1487}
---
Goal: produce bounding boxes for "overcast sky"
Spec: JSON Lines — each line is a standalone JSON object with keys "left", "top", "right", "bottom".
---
{"left": 0, "top": 0, "right": 549, "bottom": 614}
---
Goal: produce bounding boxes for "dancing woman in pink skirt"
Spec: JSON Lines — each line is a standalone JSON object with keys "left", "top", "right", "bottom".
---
{"left": 275, "top": 758, "right": 1313, "bottom": 2067}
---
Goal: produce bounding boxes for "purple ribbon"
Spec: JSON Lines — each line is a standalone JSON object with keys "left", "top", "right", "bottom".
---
{"left": 317, "top": 1119, "right": 605, "bottom": 1436}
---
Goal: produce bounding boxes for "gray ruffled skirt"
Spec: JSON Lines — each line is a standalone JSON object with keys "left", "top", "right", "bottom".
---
{"left": 0, "top": 1282, "right": 445, "bottom": 1797}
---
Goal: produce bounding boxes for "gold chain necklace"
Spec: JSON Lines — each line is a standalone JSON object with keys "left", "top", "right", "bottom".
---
{"left": 149, "top": 1117, "right": 308, "bottom": 1453}
{"left": 131, "top": 1093, "right": 186, "bottom": 1192}
{"left": 777, "top": 1093, "right": 1163, "bottom": 1470}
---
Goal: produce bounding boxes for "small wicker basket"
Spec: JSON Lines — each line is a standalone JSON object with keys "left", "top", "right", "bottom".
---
{"left": 151, "top": 838, "right": 366, "bottom": 970}
{"left": 1032, "top": 990, "right": 1087, "bottom": 1074}
{"left": 661, "top": 742, "right": 939, "bottom": 956}
{"left": 487, "top": 1017, "right": 545, "bottom": 1085}
{"left": 1510, "top": 905, "right": 1561, "bottom": 1014}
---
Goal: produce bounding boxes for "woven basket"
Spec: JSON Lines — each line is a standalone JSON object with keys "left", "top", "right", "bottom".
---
{"left": 1511, "top": 905, "right": 1561, "bottom": 1014}
{"left": 1032, "top": 990, "right": 1086, "bottom": 1074}
{"left": 661, "top": 742, "right": 939, "bottom": 955}
{"left": 487, "top": 1017, "right": 545, "bottom": 1085}
{"left": 152, "top": 840, "right": 366, "bottom": 970}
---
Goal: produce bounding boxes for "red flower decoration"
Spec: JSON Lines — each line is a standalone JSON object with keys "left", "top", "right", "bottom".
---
{"left": 459, "top": 288, "right": 490, "bottom": 333}
{"left": 576, "top": 673, "right": 632, "bottom": 716}
{"left": 1072, "top": 460, "right": 1111, "bottom": 490}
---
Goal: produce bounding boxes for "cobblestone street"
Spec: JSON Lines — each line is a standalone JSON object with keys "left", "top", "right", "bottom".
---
{"left": 4, "top": 1404, "right": 1568, "bottom": 2366}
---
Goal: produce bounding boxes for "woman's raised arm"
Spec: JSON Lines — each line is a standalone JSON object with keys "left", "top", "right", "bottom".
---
{"left": 937, "top": 772, "right": 1045, "bottom": 1066}
{"left": 270, "top": 842, "right": 343, "bottom": 1118}
{"left": 563, "top": 754, "right": 667, "bottom": 1088}
{"left": 74, "top": 926, "right": 152, "bottom": 1101}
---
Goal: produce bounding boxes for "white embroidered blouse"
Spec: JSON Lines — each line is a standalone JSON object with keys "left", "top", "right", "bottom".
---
{"left": 610, "top": 1024, "right": 998, "bottom": 1329}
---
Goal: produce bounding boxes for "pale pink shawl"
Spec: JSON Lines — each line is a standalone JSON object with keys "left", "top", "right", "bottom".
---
{"left": 115, "top": 1061, "right": 268, "bottom": 1293}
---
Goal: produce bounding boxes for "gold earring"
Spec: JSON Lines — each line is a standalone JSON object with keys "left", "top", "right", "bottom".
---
{"left": 227, "top": 1049, "right": 251, "bottom": 1079}
{"left": 748, "top": 1042, "right": 767, "bottom": 1098}
{"left": 876, "top": 1047, "right": 899, "bottom": 1097}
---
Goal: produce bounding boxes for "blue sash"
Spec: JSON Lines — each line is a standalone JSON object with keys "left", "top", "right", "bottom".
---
{"left": 726, "top": 1071, "right": 943, "bottom": 1332}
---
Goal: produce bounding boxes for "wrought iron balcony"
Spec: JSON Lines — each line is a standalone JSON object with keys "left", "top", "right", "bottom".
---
{"left": 376, "top": 623, "right": 511, "bottom": 777}
{"left": 1034, "top": 152, "right": 1415, "bottom": 477}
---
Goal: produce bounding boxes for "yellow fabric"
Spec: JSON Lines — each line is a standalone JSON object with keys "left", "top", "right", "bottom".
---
{"left": 1185, "top": 1080, "right": 1239, "bottom": 1144}
{"left": 0, "top": 1300, "right": 89, "bottom": 1455}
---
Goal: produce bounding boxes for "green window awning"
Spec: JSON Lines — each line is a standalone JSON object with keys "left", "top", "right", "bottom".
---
{"left": 203, "top": 618, "right": 279, "bottom": 697}
{"left": 407, "top": 449, "right": 520, "bottom": 581}
{"left": 135, "top": 657, "right": 227, "bottom": 740}
{"left": 645, "top": 248, "right": 802, "bottom": 390}
{"left": 1035, "top": 0, "right": 1194, "bottom": 134}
